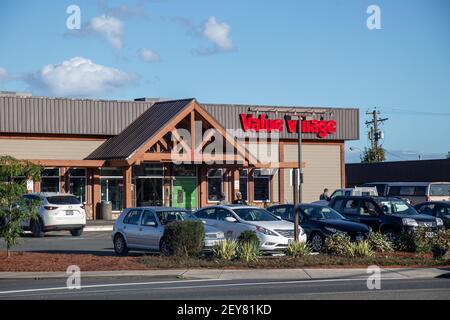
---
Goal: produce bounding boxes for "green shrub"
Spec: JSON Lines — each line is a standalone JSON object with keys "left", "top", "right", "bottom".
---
{"left": 212, "top": 239, "right": 238, "bottom": 260}
{"left": 286, "top": 241, "right": 312, "bottom": 258}
{"left": 324, "top": 233, "right": 354, "bottom": 257}
{"left": 368, "top": 232, "right": 394, "bottom": 253}
{"left": 238, "top": 230, "right": 260, "bottom": 247}
{"left": 394, "top": 228, "right": 433, "bottom": 253}
{"left": 352, "top": 240, "right": 374, "bottom": 257}
{"left": 237, "top": 242, "right": 260, "bottom": 263}
{"left": 430, "top": 229, "right": 450, "bottom": 259}
{"left": 160, "top": 221, "right": 204, "bottom": 257}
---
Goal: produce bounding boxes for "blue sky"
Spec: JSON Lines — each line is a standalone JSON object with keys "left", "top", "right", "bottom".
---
{"left": 0, "top": 0, "right": 449, "bottom": 162}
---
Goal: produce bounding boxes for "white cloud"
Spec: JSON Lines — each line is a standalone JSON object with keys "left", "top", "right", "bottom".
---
{"left": 26, "top": 57, "right": 135, "bottom": 97}
{"left": 202, "top": 16, "right": 234, "bottom": 52}
{"left": 138, "top": 48, "right": 161, "bottom": 63}
{"left": 90, "top": 15, "right": 124, "bottom": 49}
{"left": 0, "top": 67, "right": 7, "bottom": 82}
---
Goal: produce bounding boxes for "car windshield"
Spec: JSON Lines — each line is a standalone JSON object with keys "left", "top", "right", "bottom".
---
{"left": 156, "top": 210, "right": 188, "bottom": 225}
{"left": 180, "top": 211, "right": 200, "bottom": 221}
{"left": 375, "top": 198, "right": 417, "bottom": 215}
{"left": 430, "top": 184, "right": 450, "bottom": 196}
{"left": 301, "top": 206, "right": 345, "bottom": 220}
{"left": 233, "top": 208, "right": 278, "bottom": 221}
{"left": 46, "top": 196, "right": 81, "bottom": 205}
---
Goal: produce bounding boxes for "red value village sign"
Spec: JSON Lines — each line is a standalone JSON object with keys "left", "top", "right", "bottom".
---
{"left": 239, "top": 114, "right": 337, "bottom": 138}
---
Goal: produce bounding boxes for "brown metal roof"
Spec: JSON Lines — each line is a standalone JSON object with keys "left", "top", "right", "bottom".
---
{"left": 86, "top": 99, "right": 195, "bottom": 160}
{"left": 0, "top": 96, "right": 153, "bottom": 136}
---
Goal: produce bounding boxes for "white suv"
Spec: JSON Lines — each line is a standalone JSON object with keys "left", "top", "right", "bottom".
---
{"left": 21, "top": 193, "right": 86, "bottom": 237}
{"left": 194, "top": 205, "right": 307, "bottom": 252}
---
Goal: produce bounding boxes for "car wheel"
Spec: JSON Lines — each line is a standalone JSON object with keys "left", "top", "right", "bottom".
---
{"left": 310, "top": 233, "right": 324, "bottom": 252}
{"left": 114, "top": 234, "right": 128, "bottom": 256}
{"left": 159, "top": 238, "right": 170, "bottom": 256}
{"left": 30, "top": 219, "right": 44, "bottom": 238}
{"left": 382, "top": 228, "right": 396, "bottom": 242}
{"left": 70, "top": 228, "right": 83, "bottom": 237}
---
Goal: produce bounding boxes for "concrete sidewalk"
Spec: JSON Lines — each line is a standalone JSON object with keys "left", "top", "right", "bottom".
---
{"left": 0, "top": 267, "right": 448, "bottom": 281}
{"left": 84, "top": 220, "right": 114, "bottom": 232}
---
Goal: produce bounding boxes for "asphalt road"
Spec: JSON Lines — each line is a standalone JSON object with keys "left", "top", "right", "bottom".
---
{"left": 0, "top": 276, "right": 449, "bottom": 300}
{"left": 0, "top": 231, "right": 115, "bottom": 255}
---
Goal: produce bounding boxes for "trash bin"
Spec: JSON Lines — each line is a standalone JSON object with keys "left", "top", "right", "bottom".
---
{"left": 100, "top": 201, "right": 112, "bottom": 220}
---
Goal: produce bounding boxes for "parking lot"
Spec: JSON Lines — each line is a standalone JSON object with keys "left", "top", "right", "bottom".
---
{"left": 0, "top": 231, "right": 113, "bottom": 256}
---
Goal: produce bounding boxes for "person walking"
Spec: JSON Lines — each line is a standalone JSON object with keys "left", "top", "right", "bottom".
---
{"left": 319, "top": 188, "right": 330, "bottom": 201}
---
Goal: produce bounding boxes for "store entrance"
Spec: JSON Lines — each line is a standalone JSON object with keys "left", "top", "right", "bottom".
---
{"left": 135, "top": 178, "right": 163, "bottom": 207}
{"left": 172, "top": 177, "right": 197, "bottom": 210}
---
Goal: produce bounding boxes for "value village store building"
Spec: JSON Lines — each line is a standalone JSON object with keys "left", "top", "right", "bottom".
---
{"left": 0, "top": 95, "right": 359, "bottom": 219}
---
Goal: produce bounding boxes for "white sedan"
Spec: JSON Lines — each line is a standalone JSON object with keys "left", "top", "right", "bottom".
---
{"left": 194, "top": 205, "right": 307, "bottom": 252}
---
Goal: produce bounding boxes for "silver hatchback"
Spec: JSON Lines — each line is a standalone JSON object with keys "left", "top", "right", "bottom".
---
{"left": 112, "top": 207, "right": 225, "bottom": 255}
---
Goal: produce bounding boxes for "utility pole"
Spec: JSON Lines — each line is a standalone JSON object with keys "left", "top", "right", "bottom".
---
{"left": 365, "top": 109, "right": 388, "bottom": 150}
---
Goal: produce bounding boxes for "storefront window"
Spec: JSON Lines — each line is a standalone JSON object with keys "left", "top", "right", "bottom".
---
{"left": 41, "top": 168, "right": 60, "bottom": 193}
{"left": 208, "top": 169, "right": 223, "bottom": 202}
{"left": 253, "top": 169, "right": 270, "bottom": 202}
{"left": 239, "top": 169, "right": 248, "bottom": 201}
{"left": 69, "top": 168, "right": 86, "bottom": 203}
{"left": 100, "top": 168, "right": 123, "bottom": 211}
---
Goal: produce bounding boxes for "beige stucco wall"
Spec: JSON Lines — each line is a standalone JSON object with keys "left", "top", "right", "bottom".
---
{"left": 283, "top": 143, "right": 342, "bottom": 203}
{"left": 0, "top": 139, "right": 106, "bottom": 160}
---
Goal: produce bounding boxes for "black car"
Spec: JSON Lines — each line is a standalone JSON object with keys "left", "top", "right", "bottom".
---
{"left": 267, "top": 203, "right": 371, "bottom": 251}
{"left": 414, "top": 201, "right": 450, "bottom": 229}
{"left": 328, "top": 196, "right": 445, "bottom": 241}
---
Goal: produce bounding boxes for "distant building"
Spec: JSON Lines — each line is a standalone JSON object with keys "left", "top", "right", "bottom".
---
{"left": 346, "top": 159, "right": 450, "bottom": 187}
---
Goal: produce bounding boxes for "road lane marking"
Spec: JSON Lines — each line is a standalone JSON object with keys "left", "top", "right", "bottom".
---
{"left": 0, "top": 278, "right": 222, "bottom": 295}
{"left": 0, "top": 277, "right": 408, "bottom": 296}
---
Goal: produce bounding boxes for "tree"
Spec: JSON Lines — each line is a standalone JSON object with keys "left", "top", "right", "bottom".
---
{"left": 447, "top": 151, "right": 450, "bottom": 159}
{"left": 0, "top": 156, "right": 41, "bottom": 258}
{"left": 361, "top": 146, "right": 386, "bottom": 163}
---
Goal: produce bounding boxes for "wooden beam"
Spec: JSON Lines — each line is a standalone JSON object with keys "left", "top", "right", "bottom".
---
{"left": 123, "top": 166, "right": 133, "bottom": 209}
{"left": 30, "top": 159, "right": 105, "bottom": 168}
{"left": 92, "top": 168, "right": 101, "bottom": 220}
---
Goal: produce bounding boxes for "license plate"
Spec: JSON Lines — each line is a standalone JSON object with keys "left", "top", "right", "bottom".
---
{"left": 356, "top": 236, "right": 364, "bottom": 241}
{"left": 425, "top": 232, "right": 434, "bottom": 238}
{"left": 288, "top": 238, "right": 294, "bottom": 245}
{"left": 66, "top": 210, "right": 74, "bottom": 216}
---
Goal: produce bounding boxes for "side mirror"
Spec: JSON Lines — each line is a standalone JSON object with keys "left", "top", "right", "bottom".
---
{"left": 224, "top": 217, "right": 237, "bottom": 223}
{"left": 276, "top": 215, "right": 282, "bottom": 220}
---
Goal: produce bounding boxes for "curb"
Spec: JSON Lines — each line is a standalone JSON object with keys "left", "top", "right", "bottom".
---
{"left": 84, "top": 226, "right": 113, "bottom": 232}
{"left": 0, "top": 267, "right": 448, "bottom": 281}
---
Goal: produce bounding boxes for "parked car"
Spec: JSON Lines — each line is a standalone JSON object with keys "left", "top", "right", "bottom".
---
{"left": 361, "top": 182, "right": 450, "bottom": 204}
{"left": 414, "top": 201, "right": 450, "bottom": 229}
{"left": 194, "top": 205, "right": 307, "bottom": 252}
{"left": 112, "top": 207, "right": 225, "bottom": 255}
{"left": 20, "top": 193, "right": 86, "bottom": 237}
{"left": 328, "top": 196, "right": 445, "bottom": 240}
{"left": 267, "top": 203, "right": 371, "bottom": 251}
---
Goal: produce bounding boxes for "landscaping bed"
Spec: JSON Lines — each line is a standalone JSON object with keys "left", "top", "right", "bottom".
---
{"left": 0, "top": 251, "right": 449, "bottom": 272}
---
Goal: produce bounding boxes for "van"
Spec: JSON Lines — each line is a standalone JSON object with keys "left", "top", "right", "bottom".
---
{"left": 361, "top": 182, "right": 450, "bottom": 205}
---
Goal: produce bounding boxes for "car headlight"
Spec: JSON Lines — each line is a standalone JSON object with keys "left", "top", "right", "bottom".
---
{"left": 436, "top": 218, "right": 444, "bottom": 226}
{"left": 402, "top": 218, "right": 419, "bottom": 227}
{"left": 255, "top": 226, "right": 278, "bottom": 236}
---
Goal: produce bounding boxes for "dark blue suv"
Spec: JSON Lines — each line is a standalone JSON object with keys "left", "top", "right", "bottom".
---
{"left": 328, "top": 196, "right": 445, "bottom": 241}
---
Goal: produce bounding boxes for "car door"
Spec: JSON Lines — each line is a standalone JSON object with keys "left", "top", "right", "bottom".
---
{"left": 121, "top": 209, "right": 143, "bottom": 247}
{"left": 195, "top": 207, "right": 218, "bottom": 227}
{"left": 357, "top": 199, "right": 383, "bottom": 231}
{"left": 138, "top": 209, "right": 162, "bottom": 250}
{"left": 215, "top": 208, "right": 246, "bottom": 239}
{"left": 340, "top": 199, "right": 361, "bottom": 222}
{"left": 416, "top": 203, "right": 436, "bottom": 217}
